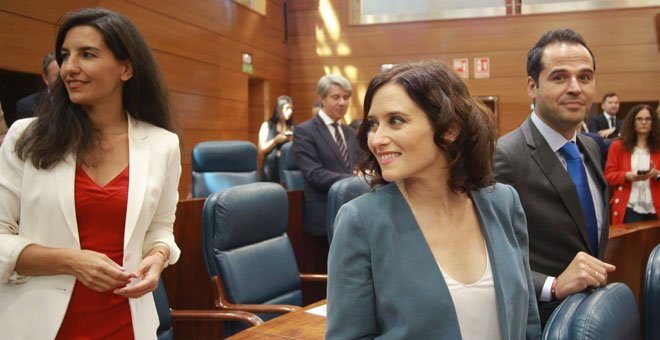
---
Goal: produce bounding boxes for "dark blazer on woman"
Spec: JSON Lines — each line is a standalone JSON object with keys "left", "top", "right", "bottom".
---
{"left": 327, "top": 182, "right": 541, "bottom": 339}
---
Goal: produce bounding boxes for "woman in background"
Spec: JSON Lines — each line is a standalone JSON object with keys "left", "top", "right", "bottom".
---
{"left": 605, "top": 104, "right": 660, "bottom": 224}
{"left": 259, "top": 95, "right": 294, "bottom": 182}
{"left": 0, "top": 8, "right": 181, "bottom": 339}
{"left": 326, "top": 60, "right": 540, "bottom": 339}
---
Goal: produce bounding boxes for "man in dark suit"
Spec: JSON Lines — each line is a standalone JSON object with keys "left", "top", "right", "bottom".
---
{"left": 16, "top": 52, "right": 59, "bottom": 120}
{"left": 587, "top": 92, "right": 621, "bottom": 139}
{"left": 494, "top": 29, "right": 616, "bottom": 326}
{"left": 293, "top": 74, "right": 359, "bottom": 237}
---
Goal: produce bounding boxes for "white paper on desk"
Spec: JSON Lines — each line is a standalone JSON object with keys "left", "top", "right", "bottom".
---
{"left": 305, "top": 304, "right": 327, "bottom": 317}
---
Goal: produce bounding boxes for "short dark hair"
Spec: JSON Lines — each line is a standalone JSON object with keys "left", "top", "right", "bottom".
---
{"left": 41, "top": 52, "right": 56, "bottom": 76}
{"left": 357, "top": 60, "right": 497, "bottom": 193}
{"left": 602, "top": 92, "right": 618, "bottom": 103}
{"left": 527, "top": 29, "right": 595, "bottom": 85}
{"left": 16, "top": 7, "right": 176, "bottom": 169}
{"left": 620, "top": 104, "right": 659, "bottom": 151}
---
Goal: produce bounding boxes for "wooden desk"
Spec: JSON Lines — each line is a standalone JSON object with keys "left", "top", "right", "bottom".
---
{"left": 604, "top": 220, "right": 660, "bottom": 305}
{"left": 227, "top": 300, "right": 327, "bottom": 339}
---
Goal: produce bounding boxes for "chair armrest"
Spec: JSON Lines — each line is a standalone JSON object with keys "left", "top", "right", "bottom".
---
{"left": 170, "top": 309, "right": 264, "bottom": 327}
{"left": 221, "top": 303, "right": 302, "bottom": 315}
{"left": 299, "top": 273, "right": 328, "bottom": 282}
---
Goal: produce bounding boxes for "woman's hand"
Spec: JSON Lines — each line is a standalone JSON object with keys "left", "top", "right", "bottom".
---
{"left": 67, "top": 249, "right": 132, "bottom": 292}
{"left": 625, "top": 170, "right": 654, "bottom": 182}
{"left": 113, "top": 252, "right": 166, "bottom": 298}
{"left": 274, "top": 132, "right": 291, "bottom": 144}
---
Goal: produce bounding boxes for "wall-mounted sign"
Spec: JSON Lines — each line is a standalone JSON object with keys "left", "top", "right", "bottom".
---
{"left": 452, "top": 58, "right": 469, "bottom": 79}
{"left": 242, "top": 52, "right": 253, "bottom": 75}
{"left": 474, "top": 57, "right": 490, "bottom": 79}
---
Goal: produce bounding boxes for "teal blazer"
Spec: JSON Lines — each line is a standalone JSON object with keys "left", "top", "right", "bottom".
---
{"left": 327, "top": 183, "right": 541, "bottom": 339}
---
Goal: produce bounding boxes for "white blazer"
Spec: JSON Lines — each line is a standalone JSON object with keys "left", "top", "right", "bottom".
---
{"left": 0, "top": 117, "right": 182, "bottom": 339}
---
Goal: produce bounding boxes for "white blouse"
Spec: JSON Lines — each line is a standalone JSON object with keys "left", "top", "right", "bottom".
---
{"left": 438, "top": 250, "right": 502, "bottom": 340}
{"left": 629, "top": 147, "right": 655, "bottom": 214}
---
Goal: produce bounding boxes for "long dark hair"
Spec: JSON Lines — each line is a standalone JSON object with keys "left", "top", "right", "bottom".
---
{"left": 357, "top": 60, "right": 497, "bottom": 193}
{"left": 15, "top": 7, "right": 175, "bottom": 169}
{"left": 267, "top": 95, "right": 293, "bottom": 128}
{"left": 620, "top": 104, "right": 660, "bottom": 151}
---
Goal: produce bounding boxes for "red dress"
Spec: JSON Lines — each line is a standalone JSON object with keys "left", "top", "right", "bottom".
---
{"left": 56, "top": 165, "right": 134, "bottom": 339}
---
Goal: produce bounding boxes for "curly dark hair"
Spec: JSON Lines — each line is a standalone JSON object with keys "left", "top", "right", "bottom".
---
{"left": 15, "top": 7, "right": 176, "bottom": 169}
{"left": 356, "top": 60, "right": 497, "bottom": 193}
{"left": 619, "top": 104, "right": 660, "bottom": 151}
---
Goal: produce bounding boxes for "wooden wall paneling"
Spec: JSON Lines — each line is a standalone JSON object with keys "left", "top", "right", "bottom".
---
{"left": 101, "top": 0, "right": 223, "bottom": 65}
{"left": 248, "top": 78, "right": 266, "bottom": 152}
{"left": 218, "top": 98, "right": 249, "bottom": 131}
{"left": 0, "top": 11, "right": 58, "bottom": 73}
{"left": 0, "top": 1, "right": 97, "bottom": 25}
{"left": 170, "top": 91, "right": 223, "bottom": 131}
{"left": 596, "top": 71, "right": 660, "bottom": 101}
{"left": 154, "top": 51, "right": 221, "bottom": 97}
{"left": 219, "top": 69, "right": 249, "bottom": 101}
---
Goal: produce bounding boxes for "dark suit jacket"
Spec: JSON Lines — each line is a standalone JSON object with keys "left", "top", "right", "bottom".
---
{"left": 15, "top": 90, "right": 47, "bottom": 120}
{"left": 587, "top": 114, "right": 621, "bottom": 138}
{"left": 327, "top": 183, "right": 541, "bottom": 339}
{"left": 292, "top": 114, "right": 359, "bottom": 236}
{"left": 494, "top": 117, "right": 609, "bottom": 324}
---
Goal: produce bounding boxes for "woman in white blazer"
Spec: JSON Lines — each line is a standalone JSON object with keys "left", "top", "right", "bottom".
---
{"left": 0, "top": 8, "right": 181, "bottom": 339}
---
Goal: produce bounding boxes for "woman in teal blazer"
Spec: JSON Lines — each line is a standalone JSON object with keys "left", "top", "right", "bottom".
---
{"left": 327, "top": 61, "right": 541, "bottom": 339}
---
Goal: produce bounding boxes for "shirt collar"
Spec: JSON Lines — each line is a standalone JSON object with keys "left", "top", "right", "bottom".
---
{"left": 318, "top": 109, "right": 340, "bottom": 126}
{"left": 531, "top": 111, "right": 576, "bottom": 153}
{"left": 603, "top": 112, "right": 615, "bottom": 120}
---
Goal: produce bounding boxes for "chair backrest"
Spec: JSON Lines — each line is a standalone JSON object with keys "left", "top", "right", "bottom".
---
{"left": 326, "top": 175, "right": 372, "bottom": 243}
{"left": 543, "top": 283, "right": 640, "bottom": 340}
{"left": 542, "top": 292, "right": 589, "bottom": 340}
{"left": 154, "top": 279, "right": 174, "bottom": 340}
{"left": 645, "top": 244, "right": 660, "bottom": 340}
{"left": 278, "top": 142, "right": 304, "bottom": 190}
{"left": 202, "top": 182, "right": 303, "bottom": 313}
{"left": 191, "top": 141, "right": 258, "bottom": 198}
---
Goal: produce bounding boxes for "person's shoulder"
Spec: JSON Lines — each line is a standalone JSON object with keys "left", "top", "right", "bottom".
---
{"left": 474, "top": 183, "right": 517, "bottom": 204}
{"left": 496, "top": 126, "right": 525, "bottom": 151}
{"left": 133, "top": 119, "right": 179, "bottom": 145}
{"left": 295, "top": 116, "right": 317, "bottom": 130}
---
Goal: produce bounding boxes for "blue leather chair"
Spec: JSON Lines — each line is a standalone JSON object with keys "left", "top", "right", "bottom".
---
{"left": 543, "top": 283, "right": 639, "bottom": 340}
{"left": 153, "top": 279, "right": 262, "bottom": 340}
{"left": 542, "top": 292, "right": 590, "bottom": 340}
{"left": 645, "top": 244, "right": 660, "bottom": 340}
{"left": 191, "top": 141, "right": 258, "bottom": 198}
{"left": 326, "top": 175, "right": 372, "bottom": 243}
{"left": 278, "top": 142, "right": 304, "bottom": 190}
{"left": 201, "top": 182, "right": 326, "bottom": 335}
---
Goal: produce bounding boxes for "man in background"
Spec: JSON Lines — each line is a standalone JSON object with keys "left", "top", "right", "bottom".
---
{"left": 16, "top": 52, "right": 59, "bottom": 120}
{"left": 293, "top": 74, "right": 359, "bottom": 238}
{"left": 588, "top": 92, "right": 621, "bottom": 139}
{"left": 494, "top": 28, "right": 615, "bottom": 326}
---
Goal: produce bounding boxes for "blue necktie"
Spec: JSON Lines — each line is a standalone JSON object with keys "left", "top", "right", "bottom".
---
{"left": 559, "top": 142, "right": 599, "bottom": 255}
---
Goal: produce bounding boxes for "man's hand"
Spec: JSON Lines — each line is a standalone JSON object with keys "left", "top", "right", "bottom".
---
{"left": 554, "top": 251, "right": 616, "bottom": 299}
{"left": 597, "top": 127, "right": 615, "bottom": 138}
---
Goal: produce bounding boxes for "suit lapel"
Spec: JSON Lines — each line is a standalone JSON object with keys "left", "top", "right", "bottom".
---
{"left": 522, "top": 119, "right": 592, "bottom": 247}
{"left": 471, "top": 190, "right": 509, "bottom": 338}
{"left": 124, "top": 118, "right": 149, "bottom": 248}
{"left": 55, "top": 154, "right": 79, "bottom": 245}
{"left": 313, "top": 115, "right": 346, "bottom": 168}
